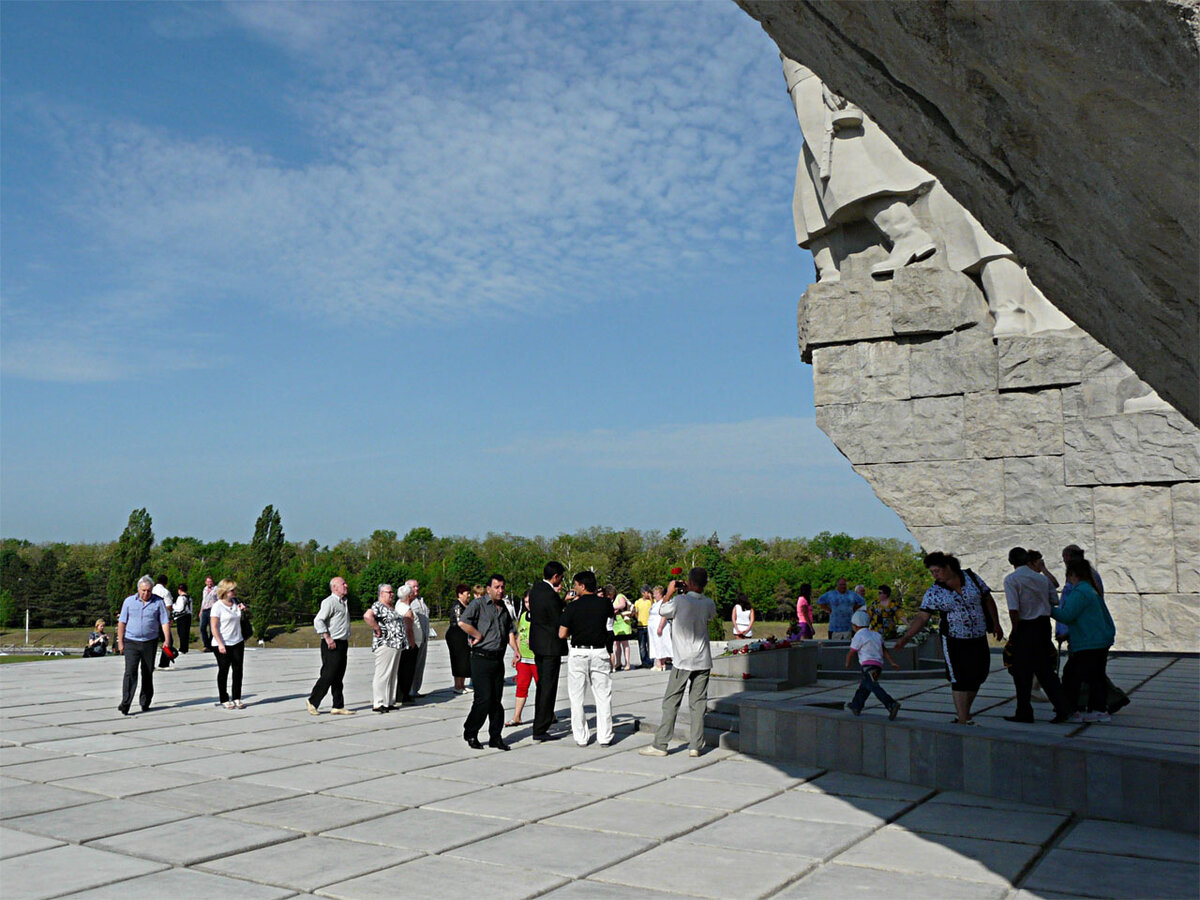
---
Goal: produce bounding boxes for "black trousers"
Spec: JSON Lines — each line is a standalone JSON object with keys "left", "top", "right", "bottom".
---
{"left": 175, "top": 614, "right": 191, "bottom": 654}
{"left": 464, "top": 652, "right": 505, "bottom": 742}
{"left": 532, "top": 653, "right": 562, "bottom": 736}
{"left": 308, "top": 639, "right": 348, "bottom": 709}
{"left": 121, "top": 639, "right": 157, "bottom": 711}
{"left": 1062, "top": 647, "right": 1109, "bottom": 713}
{"left": 216, "top": 641, "right": 245, "bottom": 702}
{"left": 1008, "top": 616, "right": 1066, "bottom": 718}
{"left": 200, "top": 610, "right": 213, "bottom": 650}
{"left": 396, "top": 646, "right": 419, "bottom": 702}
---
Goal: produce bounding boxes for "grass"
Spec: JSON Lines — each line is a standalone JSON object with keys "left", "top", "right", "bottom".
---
{"left": 0, "top": 654, "right": 75, "bottom": 665}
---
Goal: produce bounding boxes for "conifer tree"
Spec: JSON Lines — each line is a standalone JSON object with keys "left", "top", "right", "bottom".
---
{"left": 246, "top": 505, "right": 285, "bottom": 638}
{"left": 107, "top": 508, "right": 153, "bottom": 615}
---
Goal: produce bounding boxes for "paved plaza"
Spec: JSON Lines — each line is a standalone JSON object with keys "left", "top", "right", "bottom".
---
{"left": 1, "top": 647, "right": 1197, "bottom": 899}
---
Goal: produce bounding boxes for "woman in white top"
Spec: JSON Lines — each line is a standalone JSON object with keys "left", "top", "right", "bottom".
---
{"left": 647, "top": 585, "right": 673, "bottom": 671}
{"left": 211, "top": 579, "right": 248, "bottom": 709}
{"left": 732, "top": 594, "right": 755, "bottom": 639}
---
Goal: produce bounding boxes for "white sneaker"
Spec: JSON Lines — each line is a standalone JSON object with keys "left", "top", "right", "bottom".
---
{"left": 638, "top": 745, "right": 668, "bottom": 757}
{"left": 688, "top": 749, "right": 700, "bottom": 758}
{"left": 1066, "top": 712, "right": 1085, "bottom": 724}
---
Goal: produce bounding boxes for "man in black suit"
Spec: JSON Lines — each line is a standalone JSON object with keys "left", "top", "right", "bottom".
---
{"left": 528, "top": 560, "right": 566, "bottom": 741}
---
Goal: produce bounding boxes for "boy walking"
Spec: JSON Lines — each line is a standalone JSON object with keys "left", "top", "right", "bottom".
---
{"left": 846, "top": 609, "right": 901, "bottom": 719}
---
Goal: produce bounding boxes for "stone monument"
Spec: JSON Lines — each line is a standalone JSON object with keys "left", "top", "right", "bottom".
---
{"left": 781, "top": 58, "right": 1199, "bottom": 651}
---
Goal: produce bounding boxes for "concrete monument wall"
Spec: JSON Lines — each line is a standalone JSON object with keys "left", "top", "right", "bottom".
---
{"left": 799, "top": 249, "right": 1200, "bottom": 651}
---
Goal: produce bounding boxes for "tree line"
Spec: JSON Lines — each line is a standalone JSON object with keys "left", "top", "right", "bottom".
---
{"left": 1, "top": 506, "right": 931, "bottom": 638}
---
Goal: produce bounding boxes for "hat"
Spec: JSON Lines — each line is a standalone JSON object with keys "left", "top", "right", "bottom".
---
{"left": 850, "top": 610, "right": 870, "bottom": 628}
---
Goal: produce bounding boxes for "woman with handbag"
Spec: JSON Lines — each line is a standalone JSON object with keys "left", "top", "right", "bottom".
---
{"left": 211, "top": 579, "right": 249, "bottom": 709}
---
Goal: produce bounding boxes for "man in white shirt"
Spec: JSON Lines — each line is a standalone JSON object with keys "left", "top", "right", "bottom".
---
{"left": 1004, "top": 547, "right": 1069, "bottom": 724}
{"left": 640, "top": 567, "right": 718, "bottom": 758}
{"left": 407, "top": 579, "right": 432, "bottom": 697}
{"left": 200, "top": 576, "right": 218, "bottom": 652}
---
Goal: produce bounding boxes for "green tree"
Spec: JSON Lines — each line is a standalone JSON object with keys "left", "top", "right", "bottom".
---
{"left": 245, "top": 505, "right": 286, "bottom": 638}
{"left": 0, "top": 588, "right": 15, "bottom": 630}
{"left": 107, "top": 508, "right": 154, "bottom": 615}
{"left": 605, "top": 532, "right": 636, "bottom": 597}
{"left": 449, "top": 545, "right": 487, "bottom": 587}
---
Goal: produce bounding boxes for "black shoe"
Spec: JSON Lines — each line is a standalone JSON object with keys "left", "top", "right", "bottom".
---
{"left": 1004, "top": 715, "right": 1035, "bottom": 723}
{"left": 372, "top": 707, "right": 387, "bottom": 714}
{"left": 140, "top": 706, "right": 151, "bottom": 713}
{"left": 465, "top": 736, "right": 485, "bottom": 750}
{"left": 411, "top": 692, "right": 423, "bottom": 699}
{"left": 532, "top": 732, "right": 559, "bottom": 742}
{"left": 1050, "top": 713, "right": 1072, "bottom": 724}
{"left": 489, "top": 738, "right": 511, "bottom": 751}
{"left": 117, "top": 705, "right": 130, "bottom": 716}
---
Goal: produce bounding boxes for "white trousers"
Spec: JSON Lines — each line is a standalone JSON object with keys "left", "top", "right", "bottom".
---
{"left": 567, "top": 648, "right": 613, "bottom": 746}
{"left": 372, "top": 645, "right": 402, "bottom": 709}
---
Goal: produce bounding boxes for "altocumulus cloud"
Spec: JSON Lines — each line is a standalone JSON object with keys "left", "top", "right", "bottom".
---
{"left": 2, "top": 2, "right": 795, "bottom": 381}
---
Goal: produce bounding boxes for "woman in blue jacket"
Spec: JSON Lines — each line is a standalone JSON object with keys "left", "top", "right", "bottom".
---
{"left": 1052, "top": 558, "right": 1116, "bottom": 723}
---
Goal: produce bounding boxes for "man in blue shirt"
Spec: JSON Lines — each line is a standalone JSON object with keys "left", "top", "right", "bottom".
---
{"left": 818, "top": 577, "right": 863, "bottom": 640}
{"left": 117, "top": 575, "right": 171, "bottom": 715}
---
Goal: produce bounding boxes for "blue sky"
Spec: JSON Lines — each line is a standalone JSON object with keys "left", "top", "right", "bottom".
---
{"left": 1, "top": 1, "right": 912, "bottom": 546}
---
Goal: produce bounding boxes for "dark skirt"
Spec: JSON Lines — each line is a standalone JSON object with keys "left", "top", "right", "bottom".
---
{"left": 445, "top": 625, "right": 472, "bottom": 678}
{"left": 942, "top": 634, "right": 990, "bottom": 692}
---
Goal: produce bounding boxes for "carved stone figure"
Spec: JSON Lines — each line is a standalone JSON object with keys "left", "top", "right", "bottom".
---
{"left": 782, "top": 55, "right": 1074, "bottom": 337}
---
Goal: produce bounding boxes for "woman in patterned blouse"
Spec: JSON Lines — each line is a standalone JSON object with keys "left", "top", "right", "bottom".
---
{"left": 894, "top": 552, "right": 1004, "bottom": 725}
{"left": 364, "top": 583, "right": 411, "bottom": 713}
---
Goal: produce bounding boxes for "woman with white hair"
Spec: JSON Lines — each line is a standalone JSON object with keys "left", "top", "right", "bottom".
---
{"left": 364, "top": 584, "right": 410, "bottom": 713}
{"left": 392, "top": 583, "right": 419, "bottom": 706}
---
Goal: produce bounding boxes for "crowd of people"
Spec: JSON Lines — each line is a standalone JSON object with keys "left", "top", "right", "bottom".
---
{"left": 104, "top": 541, "right": 1120, "bottom": 739}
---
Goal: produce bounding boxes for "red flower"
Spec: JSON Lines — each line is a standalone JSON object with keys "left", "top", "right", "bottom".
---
{"left": 670, "top": 567, "right": 683, "bottom": 576}
{"left": 742, "top": 673, "right": 751, "bottom": 680}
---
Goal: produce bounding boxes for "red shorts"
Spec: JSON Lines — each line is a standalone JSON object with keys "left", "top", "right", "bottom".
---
{"left": 515, "top": 661, "right": 538, "bottom": 698}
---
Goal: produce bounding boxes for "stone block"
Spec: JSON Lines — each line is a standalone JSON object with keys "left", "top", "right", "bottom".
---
{"left": 1172, "top": 482, "right": 1200, "bottom": 593}
{"left": 812, "top": 340, "right": 910, "bottom": 406}
{"left": 889, "top": 265, "right": 989, "bottom": 335}
{"left": 1120, "top": 756, "right": 1162, "bottom": 829}
{"left": 934, "top": 732, "right": 964, "bottom": 792}
{"left": 960, "top": 735, "right": 992, "bottom": 797}
{"left": 963, "top": 389, "right": 1063, "bottom": 458}
{"left": 884, "top": 725, "right": 911, "bottom": 783}
{"left": 1018, "top": 744, "right": 1054, "bottom": 808}
{"left": 857, "top": 459, "right": 1002, "bottom": 527}
{"left": 909, "top": 325, "right": 997, "bottom": 398}
{"left": 1104, "top": 594, "right": 1144, "bottom": 652}
{"left": 996, "top": 331, "right": 1120, "bottom": 392}
{"left": 910, "top": 728, "right": 935, "bottom": 786}
{"left": 756, "top": 708, "right": 777, "bottom": 759}
{"left": 860, "top": 721, "right": 885, "bottom": 779}
{"left": 990, "top": 741, "right": 1024, "bottom": 802}
{"left": 836, "top": 719, "right": 863, "bottom": 773}
{"left": 1160, "top": 760, "right": 1200, "bottom": 834}
{"left": 815, "top": 716, "right": 838, "bottom": 770}
{"left": 798, "top": 279, "right": 892, "bottom": 360}
{"left": 908, "top": 524, "right": 1083, "bottom": 594}
{"left": 1084, "top": 753, "right": 1123, "bottom": 821}
{"left": 818, "top": 395, "right": 963, "bottom": 464}
{"left": 1052, "top": 747, "right": 1087, "bottom": 813}
{"left": 1141, "top": 595, "right": 1200, "bottom": 652}
{"left": 1093, "top": 486, "right": 1176, "bottom": 593}
{"left": 1003, "top": 456, "right": 1094, "bottom": 525}
{"left": 1064, "top": 410, "right": 1200, "bottom": 485}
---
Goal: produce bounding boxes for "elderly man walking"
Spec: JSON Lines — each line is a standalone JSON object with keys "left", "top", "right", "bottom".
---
{"left": 640, "top": 567, "right": 717, "bottom": 758}
{"left": 307, "top": 576, "right": 355, "bottom": 715}
{"left": 116, "top": 575, "right": 172, "bottom": 715}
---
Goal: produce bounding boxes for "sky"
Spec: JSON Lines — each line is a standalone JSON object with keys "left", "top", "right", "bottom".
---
{"left": 0, "top": 1, "right": 913, "bottom": 547}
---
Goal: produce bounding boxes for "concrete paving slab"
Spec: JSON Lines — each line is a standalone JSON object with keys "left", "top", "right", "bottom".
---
{"left": 418, "top": 755, "right": 561, "bottom": 785}
{"left": 160, "top": 750, "right": 299, "bottom": 779}
{"left": 0, "top": 746, "right": 68, "bottom": 767}
{"left": 541, "top": 796, "right": 724, "bottom": 839}
{"left": 27, "top": 734, "right": 153, "bottom": 754}
{"left": 88, "top": 742, "right": 212, "bottom": 766}
{"left": 1022, "top": 848, "right": 1199, "bottom": 899}
{"left": 591, "top": 841, "right": 815, "bottom": 900}
{"left": 794, "top": 771, "right": 935, "bottom": 801}
{"left": 0, "top": 843, "right": 167, "bottom": 900}
{"left": 3, "top": 756, "right": 135, "bottom": 783}
{"left": 222, "top": 792, "right": 393, "bottom": 833}
{"left": 91, "top": 815, "right": 301, "bottom": 865}
{"left": 321, "top": 771, "right": 476, "bottom": 806}
{"left": 0, "top": 824, "right": 63, "bottom": 858}
{"left": 424, "top": 783, "right": 596, "bottom": 821}
{"left": 3, "top": 726, "right": 97, "bottom": 745}
{"left": 619, "top": 777, "right": 780, "bottom": 810}
{"left": 893, "top": 802, "right": 1068, "bottom": 845}
{"left": 0, "top": 782, "right": 107, "bottom": 819}
{"left": 1057, "top": 819, "right": 1199, "bottom": 863}
{"left": 323, "top": 807, "right": 512, "bottom": 852}
{"left": 923, "top": 791, "right": 1065, "bottom": 815}
{"left": 200, "top": 834, "right": 415, "bottom": 892}
{"left": 51, "top": 765, "right": 210, "bottom": 797}
{"left": 318, "top": 854, "right": 567, "bottom": 900}
{"left": 575, "top": 747, "right": 728, "bottom": 777}
{"left": 127, "top": 777, "right": 304, "bottom": 814}
{"left": 774, "top": 861, "right": 1007, "bottom": 899}
{"left": 444, "top": 822, "right": 655, "bottom": 877}
{"left": 517, "top": 768, "right": 656, "bottom": 797}
{"left": 64, "top": 866, "right": 297, "bottom": 899}
{"left": 234, "top": 761, "right": 368, "bottom": 793}
{"left": 836, "top": 826, "right": 1041, "bottom": 885}
{"left": 741, "top": 790, "right": 912, "bottom": 826}
{"left": 5, "top": 797, "right": 183, "bottom": 842}
{"left": 539, "top": 880, "right": 688, "bottom": 900}
{"left": 680, "top": 812, "right": 871, "bottom": 861}
{"left": 677, "top": 756, "right": 821, "bottom": 788}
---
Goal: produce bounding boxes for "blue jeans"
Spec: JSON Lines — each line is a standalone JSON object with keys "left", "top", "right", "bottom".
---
{"left": 849, "top": 665, "right": 895, "bottom": 712}
{"left": 636, "top": 626, "right": 651, "bottom": 667}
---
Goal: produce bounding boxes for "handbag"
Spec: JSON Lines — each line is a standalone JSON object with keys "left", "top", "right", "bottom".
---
{"left": 241, "top": 610, "right": 254, "bottom": 641}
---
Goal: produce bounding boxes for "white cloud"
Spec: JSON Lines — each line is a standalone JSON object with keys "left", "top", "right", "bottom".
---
{"left": 3, "top": 3, "right": 801, "bottom": 380}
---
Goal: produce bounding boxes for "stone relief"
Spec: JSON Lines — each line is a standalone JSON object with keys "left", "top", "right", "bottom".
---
{"left": 781, "top": 55, "right": 1076, "bottom": 339}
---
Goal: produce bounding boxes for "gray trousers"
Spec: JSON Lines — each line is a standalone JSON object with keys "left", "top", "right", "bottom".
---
{"left": 410, "top": 640, "right": 429, "bottom": 695}
{"left": 653, "top": 667, "right": 710, "bottom": 751}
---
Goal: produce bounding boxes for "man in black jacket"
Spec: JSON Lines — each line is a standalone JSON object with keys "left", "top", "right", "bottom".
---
{"left": 528, "top": 561, "right": 567, "bottom": 741}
